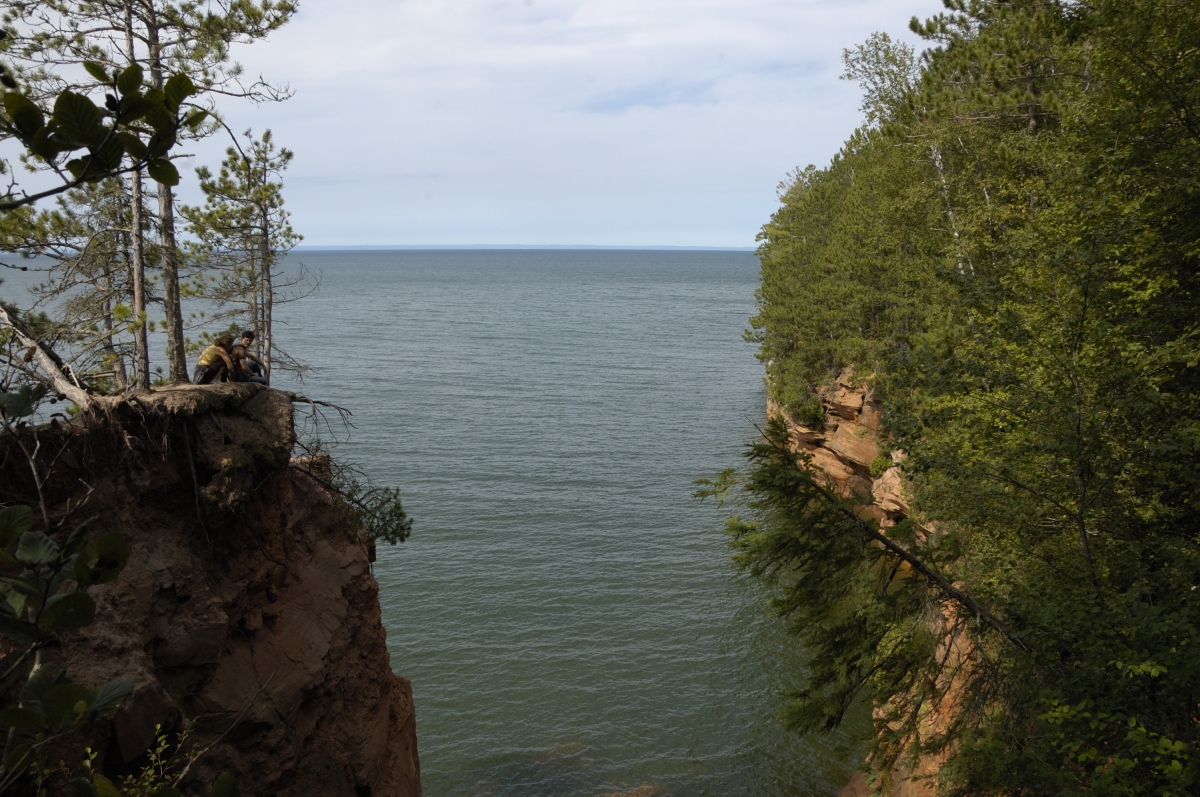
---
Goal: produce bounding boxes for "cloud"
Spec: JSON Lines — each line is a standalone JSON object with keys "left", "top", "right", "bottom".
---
{"left": 179, "top": 0, "right": 949, "bottom": 246}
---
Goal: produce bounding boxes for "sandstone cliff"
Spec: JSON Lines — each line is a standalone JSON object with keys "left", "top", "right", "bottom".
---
{"left": 0, "top": 384, "right": 420, "bottom": 796}
{"left": 770, "top": 370, "right": 949, "bottom": 797}
{"left": 769, "top": 369, "right": 908, "bottom": 527}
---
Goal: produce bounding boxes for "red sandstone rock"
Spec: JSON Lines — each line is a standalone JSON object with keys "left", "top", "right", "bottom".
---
{"left": 872, "top": 467, "right": 909, "bottom": 517}
{"left": 827, "top": 421, "right": 880, "bottom": 474}
{"left": 773, "top": 373, "right": 957, "bottom": 796}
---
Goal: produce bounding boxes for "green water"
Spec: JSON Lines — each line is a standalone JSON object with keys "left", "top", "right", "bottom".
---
{"left": 3, "top": 249, "right": 867, "bottom": 796}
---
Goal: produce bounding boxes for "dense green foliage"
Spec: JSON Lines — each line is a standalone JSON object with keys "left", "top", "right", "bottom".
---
{"left": 728, "top": 1, "right": 1200, "bottom": 793}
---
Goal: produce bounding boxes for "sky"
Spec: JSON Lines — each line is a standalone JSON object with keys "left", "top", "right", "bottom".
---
{"left": 177, "top": 0, "right": 948, "bottom": 248}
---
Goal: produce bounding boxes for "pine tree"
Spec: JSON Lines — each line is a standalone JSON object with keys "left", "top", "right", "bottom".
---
{"left": 182, "top": 129, "right": 308, "bottom": 376}
{"left": 4, "top": 0, "right": 297, "bottom": 383}
{"left": 726, "top": 2, "right": 1200, "bottom": 792}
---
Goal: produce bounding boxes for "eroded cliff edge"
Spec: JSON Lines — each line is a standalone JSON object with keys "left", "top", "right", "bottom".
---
{"left": 0, "top": 384, "right": 420, "bottom": 796}
{"left": 770, "top": 372, "right": 944, "bottom": 797}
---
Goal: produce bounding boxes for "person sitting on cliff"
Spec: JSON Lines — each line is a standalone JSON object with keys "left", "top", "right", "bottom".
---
{"left": 230, "top": 342, "right": 269, "bottom": 385}
{"left": 238, "top": 330, "right": 269, "bottom": 384}
{"left": 193, "top": 334, "right": 236, "bottom": 384}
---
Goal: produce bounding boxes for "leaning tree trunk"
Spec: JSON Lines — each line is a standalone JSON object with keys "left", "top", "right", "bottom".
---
{"left": 0, "top": 306, "right": 91, "bottom": 410}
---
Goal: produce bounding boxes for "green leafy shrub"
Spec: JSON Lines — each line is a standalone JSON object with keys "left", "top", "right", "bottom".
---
{"left": 786, "top": 394, "right": 826, "bottom": 431}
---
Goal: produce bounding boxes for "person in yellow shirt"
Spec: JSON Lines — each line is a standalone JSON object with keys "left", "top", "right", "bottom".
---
{"left": 193, "top": 334, "right": 235, "bottom": 384}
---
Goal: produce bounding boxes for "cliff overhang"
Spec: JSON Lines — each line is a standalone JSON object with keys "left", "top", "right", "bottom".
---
{"left": 0, "top": 384, "right": 420, "bottom": 797}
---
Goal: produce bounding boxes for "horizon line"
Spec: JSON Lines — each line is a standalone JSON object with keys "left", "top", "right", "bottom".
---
{"left": 290, "top": 244, "right": 756, "bottom": 252}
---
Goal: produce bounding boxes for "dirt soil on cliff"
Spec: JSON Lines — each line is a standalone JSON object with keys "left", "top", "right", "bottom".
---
{"left": 0, "top": 384, "right": 420, "bottom": 797}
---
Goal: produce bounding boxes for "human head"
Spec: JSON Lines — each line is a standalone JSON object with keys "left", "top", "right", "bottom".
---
{"left": 214, "top": 334, "right": 234, "bottom": 349}
{"left": 241, "top": 330, "right": 255, "bottom": 346}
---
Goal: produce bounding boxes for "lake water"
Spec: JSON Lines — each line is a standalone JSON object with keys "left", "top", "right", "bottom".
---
{"left": 1, "top": 249, "right": 864, "bottom": 796}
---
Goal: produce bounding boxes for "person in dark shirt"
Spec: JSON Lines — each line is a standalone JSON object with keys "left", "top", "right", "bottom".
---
{"left": 230, "top": 342, "right": 269, "bottom": 385}
{"left": 238, "top": 330, "right": 269, "bottom": 384}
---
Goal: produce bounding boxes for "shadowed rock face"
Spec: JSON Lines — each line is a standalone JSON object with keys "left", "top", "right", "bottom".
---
{"left": 0, "top": 384, "right": 420, "bottom": 797}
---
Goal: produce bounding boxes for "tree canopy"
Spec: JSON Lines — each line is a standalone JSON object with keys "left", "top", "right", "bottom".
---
{"left": 722, "top": 0, "right": 1200, "bottom": 793}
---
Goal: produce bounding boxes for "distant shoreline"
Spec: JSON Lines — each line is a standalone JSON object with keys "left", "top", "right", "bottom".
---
{"left": 290, "top": 244, "right": 756, "bottom": 252}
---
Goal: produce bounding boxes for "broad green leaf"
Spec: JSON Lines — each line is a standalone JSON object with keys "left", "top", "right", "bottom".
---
{"left": 85, "top": 532, "right": 132, "bottom": 585}
{"left": 73, "top": 547, "right": 94, "bottom": 587}
{"left": 2, "top": 92, "right": 44, "bottom": 138}
{"left": 39, "top": 592, "right": 95, "bottom": 630}
{"left": 163, "top": 73, "right": 195, "bottom": 110}
{"left": 93, "top": 134, "right": 124, "bottom": 172}
{"left": 116, "top": 131, "right": 149, "bottom": 160}
{"left": 52, "top": 91, "right": 104, "bottom": 147}
{"left": 42, "top": 682, "right": 89, "bottom": 726}
{"left": 0, "top": 505, "right": 33, "bottom": 548}
{"left": 88, "top": 677, "right": 133, "bottom": 715}
{"left": 65, "top": 156, "right": 91, "bottom": 180}
{"left": 0, "top": 707, "right": 45, "bottom": 730}
{"left": 64, "top": 516, "right": 96, "bottom": 557}
{"left": 0, "top": 577, "right": 41, "bottom": 600}
{"left": 93, "top": 775, "right": 121, "bottom": 797}
{"left": 0, "top": 614, "right": 41, "bottom": 643}
{"left": 65, "top": 778, "right": 97, "bottom": 797}
{"left": 20, "top": 665, "right": 69, "bottom": 708}
{"left": 2, "top": 587, "right": 25, "bottom": 616}
{"left": 210, "top": 772, "right": 241, "bottom": 797}
{"left": 141, "top": 90, "right": 174, "bottom": 132}
{"left": 83, "top": 62, "right": 109, "bottom": 83}
{"left": 2, "top": 742, "right": 33, "bottom": 778}
{"left": 147, "top": 157, "right": 179, "bottom": 186}
{"left": 28, "top": 126, "right": 65, "bottom": 159}
{"left": 116, "top": 94, "right": 149, "bottom": 125}
{"left": 15, "top": 530, "right": 58, "bottom": 566}
{"left": 117, "top": 64, "right": 143, "bottom": 96}
{"left": 147, "top": 129, "right": 176, "bottom": 158}
{"left": 148, "top": 788, "right": 184, "bottom": 797}
{"left": 0, "top": 384, "right": 48, "bottom": 417}
{"left": 184, "top": 109, "right": 208, "bottom": 130}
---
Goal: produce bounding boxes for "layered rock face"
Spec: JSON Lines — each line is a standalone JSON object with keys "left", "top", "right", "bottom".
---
{"left": 0, "top": 384, "right": 420, "bottom": 796}
{"left": 772, "top": 371, "right": 949, "bottom": 797}
{"left": 770, "top": 369, "right": 908, "bottom": 525}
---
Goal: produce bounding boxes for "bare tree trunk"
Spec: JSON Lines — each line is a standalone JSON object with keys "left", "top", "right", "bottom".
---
{"left": 128, "top": 171, "right": 151, "bottom": 387}
{"left": 260, "top": 208, "right": 273, "bottom": 376}
{"left": 124, "top": 8, "right": 150, "bottom": 388}
{"left": 103, "top": 270, "right": 129, "bottom": 389}
{"left": 156, "top": 185, "right": 187, "bottom": 381}
{"left": 146, "top": 9, "right": 188, "bottom": 383}
{"left": 248, "top": 251, "right": 260, "bottom": 356}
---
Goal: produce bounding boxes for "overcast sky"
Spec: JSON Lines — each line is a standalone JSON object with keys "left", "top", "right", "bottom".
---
{"left": 177, "top": 0, "right": 946, "bottom": 248}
